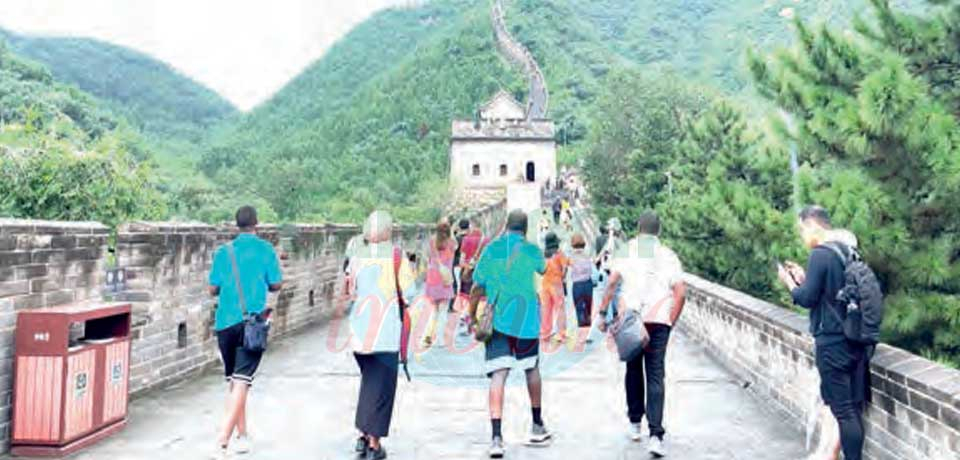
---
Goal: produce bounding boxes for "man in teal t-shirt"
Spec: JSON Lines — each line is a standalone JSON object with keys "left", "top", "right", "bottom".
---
{"left": 207, "top": 206, "right": 282, "bottom": 457}
{"left": 472, "top": 209, "right": 551, "bottom": 457}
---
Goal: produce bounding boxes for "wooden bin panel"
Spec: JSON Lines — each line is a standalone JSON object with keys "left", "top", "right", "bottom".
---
{"left": 102, "top": 341, "right": 130, "bottom": 423}
{"left": 13, "top": 356, "right": 63, "bottom": 443}
{"left": 63, "top": 350, "right": 96, "bottom": 441}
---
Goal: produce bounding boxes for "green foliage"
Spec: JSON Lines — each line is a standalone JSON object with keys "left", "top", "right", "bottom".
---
{"left": 660, "top": 101, "right": 801, "bottom": 300}
{"left": 0, "top": 28, "right": 236, "bottom": 145}
{"left": 0, "top": 140, "right": 167, "bottom": 228}
{"left": 204, "top": 0, "right": 526, "bottom": 222}
{"left": 580, "top": 68, "right": 710, "bottom": 228}
{"left": 750, "top": 0, "right": 960, "bottom": 361}
{"left": 0, "top": 44, "right": 168, "bottom": 227}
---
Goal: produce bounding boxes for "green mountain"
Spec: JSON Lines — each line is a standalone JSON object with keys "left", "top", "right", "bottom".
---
{"left": 0, "top": 44, "right": 167, "bottom": 226}
{"left": 204, "top": 0, "right": 526, "bottom": 221}
{"left": 0, "top": 28, "right": 236, "bottom": 148}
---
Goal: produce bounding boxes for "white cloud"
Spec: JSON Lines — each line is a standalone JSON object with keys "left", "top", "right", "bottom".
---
{"left": 0, "top": 0, "right": 406, "bottom": 110}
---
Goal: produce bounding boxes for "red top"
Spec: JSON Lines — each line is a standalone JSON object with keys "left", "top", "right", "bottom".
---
{"left": 459, "top": 230, "right": 486, "bottom": 265}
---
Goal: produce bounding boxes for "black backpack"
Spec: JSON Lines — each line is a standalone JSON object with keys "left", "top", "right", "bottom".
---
{"left": 823, "top": 243, "right": 884, "bottom": 345}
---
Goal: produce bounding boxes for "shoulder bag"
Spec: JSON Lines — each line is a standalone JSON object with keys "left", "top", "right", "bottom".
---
{"left": 227, "top": 243, "right": 271, "bottom": 353}
{"left": 393, "top": 247, "right": 413, "bottom": 381}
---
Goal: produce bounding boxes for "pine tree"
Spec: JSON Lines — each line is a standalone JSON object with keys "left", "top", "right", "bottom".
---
{"left": 749, "top": 1, "right": 960, "bottom": 364}
{"left": 660, "top": 101, "right": 799, "bottom": 300}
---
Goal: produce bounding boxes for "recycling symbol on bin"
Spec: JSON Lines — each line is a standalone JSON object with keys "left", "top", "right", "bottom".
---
{"left": 75, "top": 372, "right": 88, "bottom": 398}
{"left": 111, "top": 362, "right": 123, "bottom": 383}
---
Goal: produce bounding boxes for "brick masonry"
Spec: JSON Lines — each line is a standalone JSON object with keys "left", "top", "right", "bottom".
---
{"left": 681, "top": 274, "right": 960, "bottom": 460}
{"left": 0, "top": 219, "right": 109, "bottom": 450}
{"left": 0, "top": 199, "right": 508, "bottom": 453}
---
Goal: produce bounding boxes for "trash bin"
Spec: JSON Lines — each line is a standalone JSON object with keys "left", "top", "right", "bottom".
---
{"left": 11, "top": 302, "right": 132, "bottom": 457}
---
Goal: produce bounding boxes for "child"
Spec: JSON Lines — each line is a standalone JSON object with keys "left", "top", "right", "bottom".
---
{"left": 569, "top": 234, "right": 599, "bottom": 343}
{"left": 540, "top": 232, "right": 570, "bottom": 343}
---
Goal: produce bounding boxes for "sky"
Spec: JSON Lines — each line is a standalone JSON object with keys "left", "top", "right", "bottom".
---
{"left": 0, "top": 0, "right": 410, "bottom": 110}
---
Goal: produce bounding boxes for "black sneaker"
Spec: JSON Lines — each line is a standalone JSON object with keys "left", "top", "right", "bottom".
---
{"left": 355, "top": 437, "right": 367, "bottom": 454}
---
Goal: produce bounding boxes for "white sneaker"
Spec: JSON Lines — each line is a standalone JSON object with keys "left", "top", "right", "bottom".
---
{"left": 649, "top": 436, "right": 667, "bottom": 457}
{"left": 628, "top": 423, "right": 643, "bottom": 441}
{"left": 210, "top": 444, "right": 229, "bottom": 459}
{"left": 489, "top": 436, "right": 505, "bottom": 458}
{"left": 233, "top": 435, "right": 252, "bottom": 455}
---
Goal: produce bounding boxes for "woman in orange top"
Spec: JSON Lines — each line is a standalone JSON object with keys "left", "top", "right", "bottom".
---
{"left": 540, "top": 232, "right": 570, "bottom": 342}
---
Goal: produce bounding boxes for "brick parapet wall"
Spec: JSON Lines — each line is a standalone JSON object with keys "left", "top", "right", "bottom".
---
{"left": 0, "top": 219, "right": 110, "bottom": 449}
{"left": 681, "top": 274, "right": 960, "bottom": 460}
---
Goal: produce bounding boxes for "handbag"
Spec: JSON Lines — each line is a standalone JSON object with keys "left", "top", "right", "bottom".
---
{"left": 473, "top": 287, "right": 498, "bottom": 342}
{"left": 474, "top": 241, "right": 522, "bottom": 342}
{"left": 393, "top": 247, "right": 412, "bottom": 381}
{"left": 431, "top": 242, "right": 455, "bottom": 287}
{"left": 608, "top": 301, "right": 649, "bottom": 362}
{"left": 227, "top": 243, "right": 271, "bottom": 353}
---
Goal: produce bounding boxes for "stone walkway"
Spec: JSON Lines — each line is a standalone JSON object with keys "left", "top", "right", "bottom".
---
{"left": 60, "top": 308, "right": 807, "bottom": 460}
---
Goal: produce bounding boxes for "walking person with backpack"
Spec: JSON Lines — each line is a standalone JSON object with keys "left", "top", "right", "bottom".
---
{"left": 346, "top": 210, "right": 417, "bottom": 459}
{"left": 421, "top": 220, "right": 458, "bottom": 349}
{"left": 777, "top": 206, "right": 882, "bottom": 460}
{"left": 207, "top": 206, "right": 283, "bottom": 459}
{"left": 471, "top": 209, "right": 552, "bottom": 458}
{"left": 596, "top": 211, "right": 685, "bottom": 457}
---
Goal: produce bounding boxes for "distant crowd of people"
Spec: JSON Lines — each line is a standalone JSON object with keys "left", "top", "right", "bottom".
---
{"left": 205, "top": 199, "right": 877, "bottom": 460}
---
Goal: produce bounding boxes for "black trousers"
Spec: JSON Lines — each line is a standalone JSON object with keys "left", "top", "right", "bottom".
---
{"left": 354, "top": 352, "right": 399, "bottom": 438}
{"left": 625, "top": 323, "right": 671, "bottom": 439}
{"left": 816, "top": 341, "right": 871, "bottom": 460}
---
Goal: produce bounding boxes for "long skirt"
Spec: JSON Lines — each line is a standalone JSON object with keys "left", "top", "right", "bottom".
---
{"left": 354, "top": 352, "right": 399, "bottom": 438}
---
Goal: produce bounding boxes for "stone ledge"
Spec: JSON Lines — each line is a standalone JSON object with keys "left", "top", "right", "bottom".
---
{"left": 685, "top": 272, "right": 960, "bottom": 458}
{"left": 0, "top": 219, "right": 109, "bottom": 235}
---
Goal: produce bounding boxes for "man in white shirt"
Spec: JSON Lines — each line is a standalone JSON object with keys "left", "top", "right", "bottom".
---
{"left": 597, "top": 211, "right": 685, "bottom": 457}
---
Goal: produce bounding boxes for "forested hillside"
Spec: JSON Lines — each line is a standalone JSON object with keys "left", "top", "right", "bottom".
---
{"left": 0, "top": 44, "right": 166, "bottom": 227}
{"left": 0, "top": 28, "right": 236, "bottom": 150}
{"left": 578, "top": 0, "right": 960, "bottom": 366}
{"left": 202, "top": 0, "right": 525, "bottom": 222}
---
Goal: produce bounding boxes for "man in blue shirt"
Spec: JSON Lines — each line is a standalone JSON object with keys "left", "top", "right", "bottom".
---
{"left": 207, "top": 206, "right": 282, "bottom": 458}
{"left": 472, "top": 209, "right": 549, "bottom": 458}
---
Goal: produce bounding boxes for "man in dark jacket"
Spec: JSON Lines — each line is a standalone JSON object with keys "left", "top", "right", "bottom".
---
{"left": 777, "top": 206, "right": 868, "bottom": 460}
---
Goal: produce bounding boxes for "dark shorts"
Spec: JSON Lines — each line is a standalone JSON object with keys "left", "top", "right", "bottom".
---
{"left": 816, "top": 340, "right": 870, "bottom": 406}
{"left": 484, "top": 330, "right": 539, "bottom": 376}
{"left": 217, "top": 322, "right": 263, "bottom": 386}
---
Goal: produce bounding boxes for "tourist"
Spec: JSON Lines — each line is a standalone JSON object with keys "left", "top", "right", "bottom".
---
{"left": 777, "top": 206, "right": 870, "bottom": 460}
{"left": 472, "top": 209, "right": 551, "bottom": 458}
{"left": 449, "top": 218, "right": 471, "bottom": 313}
{"left": 455, "top": 220, "right": 486, "bottom": 332}
{"left": 537, "top": 210, "right": 551, "bottom": 247}
{"left": 539, "top": 232, "right": 570, "bottom": 343}
{"left": 597, "top": 211, "right": 685, "bottom": 457}
{"left": 421, "top": 220, "right": 458, "bottom": 349}
{"left": 207, "top": 206, "right": 283, "bottom": 458}
{"left": 347, "top": 210, "right": 416, "bottom": 459}
{"left": 569, "top": 233, "right": 598, "bottom": 343}
{"left": 552, "top": 198, "right": 562, "bottom": 224}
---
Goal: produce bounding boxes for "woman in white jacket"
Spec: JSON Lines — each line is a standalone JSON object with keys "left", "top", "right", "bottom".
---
{"left": 347, "top": 211, "right": 417, "bottom": 460}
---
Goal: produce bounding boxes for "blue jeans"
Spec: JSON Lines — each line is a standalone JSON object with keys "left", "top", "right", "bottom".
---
{"left": 572, "top": 280, "right": 594, "bottom": 327}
